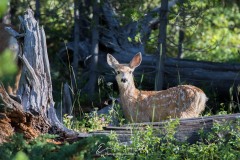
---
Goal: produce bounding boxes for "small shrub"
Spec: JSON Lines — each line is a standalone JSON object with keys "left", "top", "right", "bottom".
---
{"left": 0, "top": 133, "right": 110, "bottom": 160}
{"left": 106, "top": 119, "right": 240, "bottom": 160}
{"left": 63, "top": 109, "right": 112, "bottom": 132}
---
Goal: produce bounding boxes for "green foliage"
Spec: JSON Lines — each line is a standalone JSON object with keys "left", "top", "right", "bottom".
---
{"left": 61, "top": 76, "right": 125, "bottom": 132}
{"left": 109, "top": 0, "right": 160, "bottom": 25}
{"left": 63, "top": 102, "right": 126, "bottom": 132}
{"left": 63, "top": 109, "right": 112, "bottom": 132}
{"left": 0, "top": 133, "right": 110, "bottom": 160}
{"left": 193, "top": 119, "right": 240, "bottom": 160}
{"left": 0, "top": 50, "right": 17, "bottom": 78}
{"left": 109, "top": 102, "right": 126, "bottom": 126}
{"left": 0, "top": 50, "right": 18, "bottom": 88}
{"left": 13, "top": 151, "right": 29, "bottom": 160}
{"left": 107, "top": 119, "right": 180, "bottom": 159}
{"left": 145, "top": 29, "right": 159, "bottom": 53}
{"left": 131, "top": 10, "right": 144, "bottom": 22}
{"left": 86, "top": 109, "right": 111, "bottom": 131}
{"left": 165, "top": 1, "right": 240, "bottom": 62}
{"left": 182, "top": 3, "right": 240, "bottom": 62}
{"left": 106, "top": 119, "right": 240, "bottom": 160}
{"left": 8, "top": 0, "right": 74, "bottom": 52}
{"left": 112, "top": 0, "right": 240, "bottom": 62}
{"left": 99, "top": 79, "right": 126, "bottom": 126}
{"left": 63, "top": 114, "right": 74, "bottom": 129}
{"left": 1, "top": 117, "right": 239, "bottom": 159}
{"left": 78, "top": 108, "right": 112, "bottom": 132}
{"left": 0, "top": 0, "right": 7, "bottom": 17}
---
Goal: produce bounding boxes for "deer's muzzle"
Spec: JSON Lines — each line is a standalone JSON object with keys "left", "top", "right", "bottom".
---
{"left": 121, "top": 78, "right": 127, "bottom": 83}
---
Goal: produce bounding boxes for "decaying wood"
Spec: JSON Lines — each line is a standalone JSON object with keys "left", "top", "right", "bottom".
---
{"left": 0, "top": 9, "right": 78, "bottom": 142}
{"left": 0, "top": 83, "right": 46, "bottom": 142}
{"left": 90, "top": 113, "right": 240, "bottom": 144}
{"left": 0, "top": 113, "right": 13, "bottom": 143}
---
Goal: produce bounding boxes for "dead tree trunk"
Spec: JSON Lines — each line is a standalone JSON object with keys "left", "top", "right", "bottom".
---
{"left": 85, "top": 0, "right": 100, "bottom": 97}
{"left": 72, "top": 0, "right": 81, "bottom": 92}
{"left": 177, "top": 0, "right": 185, "bottom": 59}
{"left": 35, "top": 0, "right": 40, "bottom": 22}
{"left": 155, "top": 0, "right": 168, "bottom": 90}
{"left": 0, "top": 9, "right": 79, "bottom": 143}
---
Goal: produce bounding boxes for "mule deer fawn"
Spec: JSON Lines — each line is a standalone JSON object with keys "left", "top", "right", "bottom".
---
{"left": 107, "top": 52, "right": 207, "bottom": 122}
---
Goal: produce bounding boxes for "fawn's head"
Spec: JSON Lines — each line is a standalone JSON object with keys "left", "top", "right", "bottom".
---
{"left": 107, "top": 52, "right": 142, "bottom": 89}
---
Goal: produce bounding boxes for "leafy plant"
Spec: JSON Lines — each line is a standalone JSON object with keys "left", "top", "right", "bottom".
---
{"left": 1, "top": 117, "right": 239, "bottom": 159}
{"left": 0, "top": 133, "right": 110, "bottom": 160}
{"left": 106, "top": 118, "right": 240, "bottom": 160}
{"left": 63, "top": 109, "right": 112, "bottom": 132}
{"left": 0, "top": 50, "right": 17, "bottom": 78}
{"left": 0, "top": 0, "right": 7, "bottom": 17}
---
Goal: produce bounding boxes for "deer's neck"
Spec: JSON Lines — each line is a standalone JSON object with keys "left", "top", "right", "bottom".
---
{"left": 118, "top": 81, "right": 139, "bottom": 100}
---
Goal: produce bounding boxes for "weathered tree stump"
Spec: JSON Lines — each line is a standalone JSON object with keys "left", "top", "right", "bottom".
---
{"left": 0, "top": 9, "right": 80, "bottom": 143}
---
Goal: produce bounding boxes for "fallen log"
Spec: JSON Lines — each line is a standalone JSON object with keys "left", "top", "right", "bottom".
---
{"left": 97, "top": 53, "right": 240, "bottom": 106}
{"left": 90, "top": 113, "right": 240, "bottom": 144}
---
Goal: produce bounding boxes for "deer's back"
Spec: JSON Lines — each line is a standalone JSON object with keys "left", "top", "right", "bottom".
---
{"left": 123, "top": 85, "right": 207, "bottom": 122}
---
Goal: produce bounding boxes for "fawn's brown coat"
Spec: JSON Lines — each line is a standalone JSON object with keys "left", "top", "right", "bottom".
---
{"left": 107, "top": 52, "right": 207, "bottom": 122}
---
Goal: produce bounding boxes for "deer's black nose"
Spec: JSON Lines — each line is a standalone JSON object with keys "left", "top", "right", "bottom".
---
{"left": 121, "top": 78, "right": 127, "bottom": 83}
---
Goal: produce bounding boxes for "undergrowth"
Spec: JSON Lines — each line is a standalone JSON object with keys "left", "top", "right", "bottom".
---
{"left": 106, "top": 119, "right": 240, "bottom": 160}
{"left": 1, "top": 119, "right": 239, "bottom": 160}
{"left": 63, "top": 110, "right": 111, "bottom": 132}
{"left": 0, "top": 134, "right": 109, "bottom": 160}
{"left": 63, "top": 102, "right": 125, "bottom": 132}
{"left": 3, "top": 74, "right": 239, "bottom": 159}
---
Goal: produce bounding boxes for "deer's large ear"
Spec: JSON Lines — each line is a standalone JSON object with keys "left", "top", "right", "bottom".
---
{"left": 129, "top": 52, "right": 142, "bottom": 69}
{"left": 107, "top": 53, "right": 119, "bottom": 69}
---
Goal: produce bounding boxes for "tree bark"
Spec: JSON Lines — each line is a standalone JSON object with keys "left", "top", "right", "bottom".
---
{"left": 85, "top": 0, "right": 100, "bottom": 97}
{"left": 177, "top": 0, "right": 185, "bottom": 59}
{"left": 63, "top": 83, "right": 73, "bottom": 116}
{"left": 72, "top": 0, "right": 81, "bottom": 92}
{"left": 0, "top": 9, "right": 78, "bottom": 142}
{"left": 35, "top": 0, "right": 40, "bottom": 22}
{"left": 155, "top": 0, "right": 168, "bottom": 90}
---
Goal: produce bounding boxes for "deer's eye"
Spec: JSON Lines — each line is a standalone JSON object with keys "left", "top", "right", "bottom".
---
{"left": 116, "top": 71, "right": 120, "bottom": 74}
